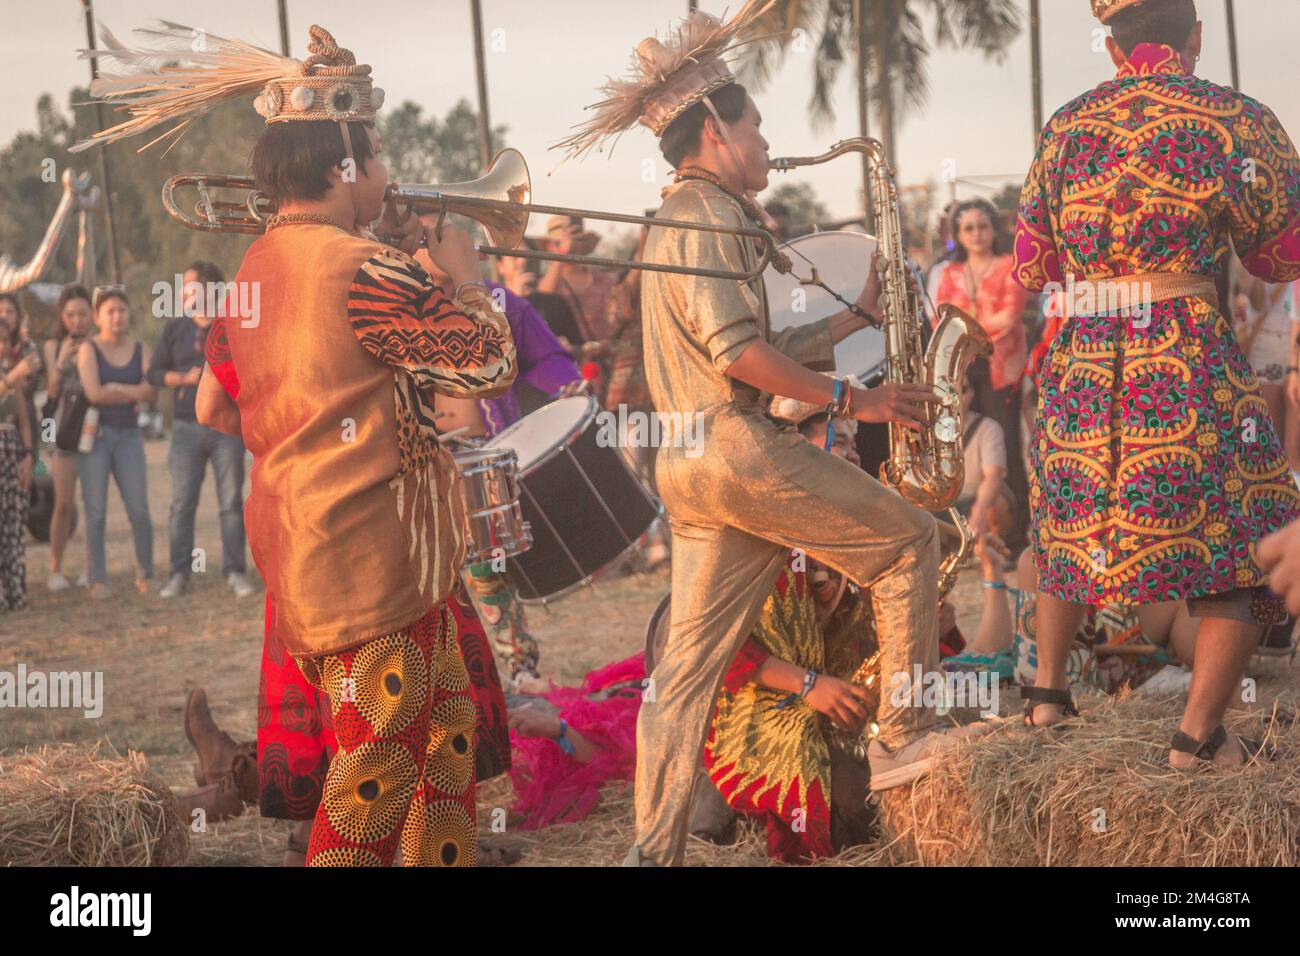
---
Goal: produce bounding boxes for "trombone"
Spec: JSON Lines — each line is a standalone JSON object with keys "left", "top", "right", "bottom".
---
{"left": 160, "top": 148, "right": 781, "bottom": 282}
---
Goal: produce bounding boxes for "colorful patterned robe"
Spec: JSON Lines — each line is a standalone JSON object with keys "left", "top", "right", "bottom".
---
{"left": 1014, "top": 42, "right": 1300, "bottom": 610}
{"left": 704, "top": 565, "right": 876, "bottom": 863}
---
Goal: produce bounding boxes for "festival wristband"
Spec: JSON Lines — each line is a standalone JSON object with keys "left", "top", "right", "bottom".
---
{"left": 982, "top": 580, "right": 1007, "bottom": 590}
{"left": 555, "top": 719, "right": 576, "bottom": 756}
{"left": 775, "top": 670, "right": 819, "bottom": 710}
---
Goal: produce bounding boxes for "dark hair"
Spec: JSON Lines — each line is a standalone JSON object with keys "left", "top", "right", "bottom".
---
{"left": 56, "top": 284, "right": 92, "bottom": 338}
{"left": 92, "top": 285, "right": 128, "bottom": 314}
{"left": 1108, "top": 0, "right": 1197, "bottom": 54}
{"left": 185, "top": 260, "right": 224, "bottom": 287}
{"left": 659, "top": 83, "right": 749, "bottom": 169}
{"left": 796, "top": 411, "right": 830, "bottom": 440}
{"left": 948, "top": 199, "right": 1007, "bottom": 262}
{"left": 0, "top": 293, "right": 21, "bottom": 347}
{"left": 251, "top": 120, "right": 376, "bottom": 203}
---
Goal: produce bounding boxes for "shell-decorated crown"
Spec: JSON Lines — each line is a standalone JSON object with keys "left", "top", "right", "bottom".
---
{"left": 254, "top": 25, "right": 384, "bottom": 123}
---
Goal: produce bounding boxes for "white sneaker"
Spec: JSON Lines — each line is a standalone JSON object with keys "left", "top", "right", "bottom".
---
{"left": 868, "top": 727, "right": 973, "bottom": 791}
{"left": 48, "top": 573, "right": 71, "bottom": 592}
{"left": 227, "top": 572, "right": 256, "bottom": 598}
{"left": 158, "top": 573, "right": 189, "bottom": 598}
{"left": 76, "top": 574, "right": 89, "bottom": 588}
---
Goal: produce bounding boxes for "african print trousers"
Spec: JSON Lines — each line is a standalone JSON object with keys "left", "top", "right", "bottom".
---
{"left": 296, "top": 599, "right": 478, "bottom": 867}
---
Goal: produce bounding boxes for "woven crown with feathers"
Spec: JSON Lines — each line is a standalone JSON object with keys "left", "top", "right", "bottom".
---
{"left": 71, "top": 22, "right": 382, "bottom": 155}
{"left": 554, "top": 0, "right": 776, "bottom": 161}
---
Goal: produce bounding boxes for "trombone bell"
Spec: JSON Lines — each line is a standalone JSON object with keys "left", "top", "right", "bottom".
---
{"left": 386, "top": 148, "right": 532, "bottom": 251}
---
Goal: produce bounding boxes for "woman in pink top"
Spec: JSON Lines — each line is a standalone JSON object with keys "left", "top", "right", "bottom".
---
{"left": 931, "top": 199, "right": 1030, "bottom": 539}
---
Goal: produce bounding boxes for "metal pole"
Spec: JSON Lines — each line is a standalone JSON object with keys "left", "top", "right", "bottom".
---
{"left": 853, "top": 0, "right": 874, "bottom": 232}
{"left": 277, "top": 0, "right": 291, "bottom": 57}
{"left": 876, "top": 0, "right": 897, "bottom": 173}
{"left": 81, "top": 0, "right": 121, "bottom": 284}
{"left": 1224, "top": 0, "right": 1240, "bottom": 89}
{"left": 470, "top": 0, "right": 493, "bottom": 169}
{"left": 1029, "top": 0, "right": 1044, "bottom": 141}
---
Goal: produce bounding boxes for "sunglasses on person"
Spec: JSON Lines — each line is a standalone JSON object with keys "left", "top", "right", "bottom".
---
{"left": 92, "top": 285, "right": 128, "bottom": 309}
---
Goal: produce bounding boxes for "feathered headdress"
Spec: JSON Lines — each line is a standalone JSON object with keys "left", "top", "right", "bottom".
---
{"left": 1090, "top": 0, "right": 1149, "bottom": 23}
{"left": 553, "top": 0, "right": 777, "bottom": 161}
{"left": 71, "top": 22, "right": 384, "bottom": 154}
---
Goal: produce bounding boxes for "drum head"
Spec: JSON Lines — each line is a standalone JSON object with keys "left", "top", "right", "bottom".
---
{"left": 764, "top": 231, "right": 886, "bottom": 384}
{"left": 487, "top": 395, "right": 596, "bottom": 473}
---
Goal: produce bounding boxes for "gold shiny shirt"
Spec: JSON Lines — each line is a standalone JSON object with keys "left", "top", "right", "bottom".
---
{"left": 640, "top": 179, "right": 834, "bottom": 419}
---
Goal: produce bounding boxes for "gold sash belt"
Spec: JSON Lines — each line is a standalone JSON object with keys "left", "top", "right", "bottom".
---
{"left": 1063, "top": 272, "right": 1220, "bottom": 318}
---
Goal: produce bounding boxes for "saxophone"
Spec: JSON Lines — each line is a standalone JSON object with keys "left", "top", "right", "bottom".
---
{"left": 770, "top": 140, "right": 994, "bottom": 747}
{"left": 770, "top": 139, "right": 991, "bottom": 553}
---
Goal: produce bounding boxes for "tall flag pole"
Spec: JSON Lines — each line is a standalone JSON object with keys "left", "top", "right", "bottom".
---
{"left": 1224, "top": 0, "right": 1241, "bottom": 89}
{"left": 277, "top": 0, "right": 291, "bottom": 57}
{"left": 80, "top": 0, "right": 122, "bottom": 284}
{"left": 470, "top": 0, "right": 493, "bottom": 169}
{"left": 1029, "top": 0, "right": 1044, "bottom": 142}
{"left": 853, "top": 0, "right": 875, "bottom": 232}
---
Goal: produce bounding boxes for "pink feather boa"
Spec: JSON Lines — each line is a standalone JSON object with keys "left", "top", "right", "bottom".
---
{"left": 509, "top": 653, "right": 646, "bottom": 829}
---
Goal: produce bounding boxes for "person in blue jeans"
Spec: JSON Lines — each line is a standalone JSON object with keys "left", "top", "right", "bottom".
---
{"left": 148, "top": 261, "right": 253, "bottom": 599}
{"left": 75, "top": 287, "right": 156, "bottom": 599}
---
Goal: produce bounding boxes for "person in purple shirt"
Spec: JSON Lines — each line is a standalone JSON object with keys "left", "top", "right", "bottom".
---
{"left": 416, "top": 249, "right": 581, "bottom": 686}
{"left": 474, "top": 283, "right": 583, "bottom": 437}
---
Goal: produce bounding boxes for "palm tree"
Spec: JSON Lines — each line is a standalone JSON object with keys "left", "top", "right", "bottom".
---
{"left": 743, "top": 0, "right": 1022, "bottom": 174}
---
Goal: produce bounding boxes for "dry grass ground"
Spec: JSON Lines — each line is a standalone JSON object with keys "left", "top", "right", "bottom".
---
{"left": 2, "top": 439, "right": 1296, "bottom": 866}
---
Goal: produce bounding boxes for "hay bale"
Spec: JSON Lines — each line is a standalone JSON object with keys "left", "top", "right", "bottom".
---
{"left": 875, "top": 694, "right": 1300, "bottom": 866}
{"left": 0, "top": 743, "right": 189, "bottom": 866}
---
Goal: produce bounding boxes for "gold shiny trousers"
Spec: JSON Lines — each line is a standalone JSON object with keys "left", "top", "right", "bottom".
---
{"left": 634, "top": 407, "right": 940, "bottom": 866}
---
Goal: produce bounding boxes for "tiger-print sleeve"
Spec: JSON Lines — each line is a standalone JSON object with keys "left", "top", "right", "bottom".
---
{"left": 348, "top": 248, "right": 517, "bottom": 398}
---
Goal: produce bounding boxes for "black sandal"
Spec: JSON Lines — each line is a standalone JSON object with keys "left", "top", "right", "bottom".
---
{"left": 1021, "top": 685, "right": 1079, "bottom": 726}
{"left": 1170, "top": 724, "right": 1271, "bottom": 765}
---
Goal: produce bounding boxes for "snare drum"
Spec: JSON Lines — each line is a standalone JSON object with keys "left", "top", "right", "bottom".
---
{"left": 452, "top": 446, "right": 532, "bottom": 566}
{"left": 486, "top": 395, "right": 662, "bottom": 603}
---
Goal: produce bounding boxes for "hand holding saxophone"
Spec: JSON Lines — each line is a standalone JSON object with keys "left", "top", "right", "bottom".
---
{"left": 851, "top": 382, "right": 940, "bottom": 431}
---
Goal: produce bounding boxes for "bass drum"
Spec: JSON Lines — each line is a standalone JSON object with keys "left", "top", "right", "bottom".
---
{"left": 486, "top": 396, "right": 662, "bottom": 603}
{"left": 764, "top": 231, "right": 886, "bottom": 386}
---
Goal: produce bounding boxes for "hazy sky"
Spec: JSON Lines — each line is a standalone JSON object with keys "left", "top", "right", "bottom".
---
{"left": 2, "top": 0, "right": 1297, "bottom": 233}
